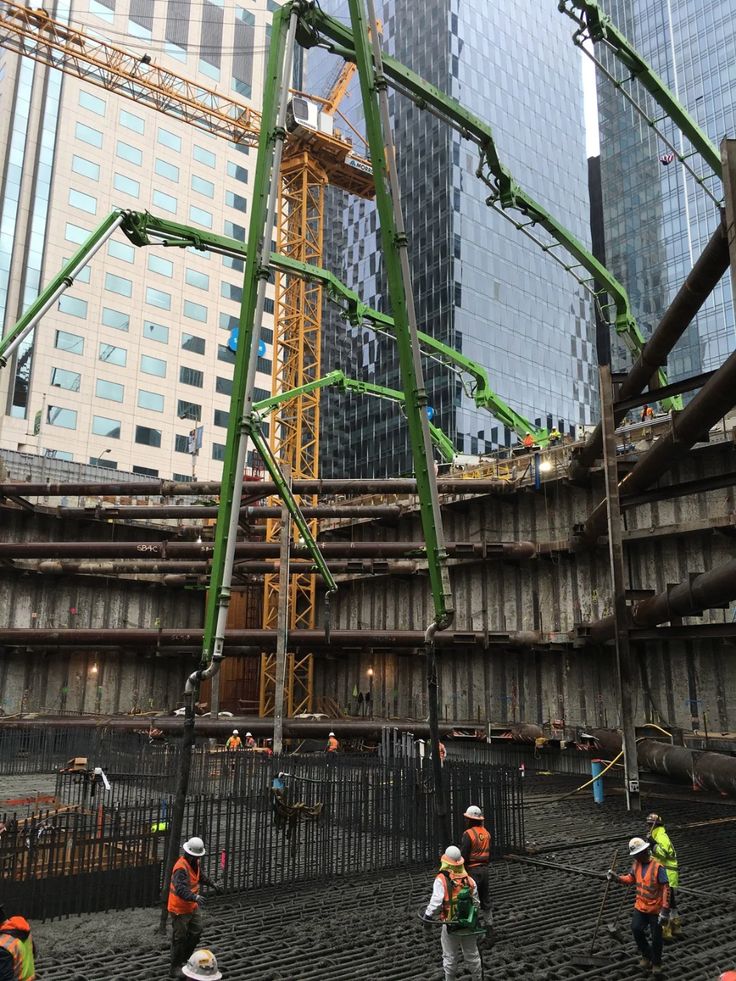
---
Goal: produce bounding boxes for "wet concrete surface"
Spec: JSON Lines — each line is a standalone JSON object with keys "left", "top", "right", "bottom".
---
{"left": 23, "top": 778, "right": 736, "bottom": 980}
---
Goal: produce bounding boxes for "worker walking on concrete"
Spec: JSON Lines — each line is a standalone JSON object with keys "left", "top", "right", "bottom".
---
{"left": 460, "top": 805, "right": 492, "bottom": 926}
{"left": 327, "top": 731, "right": 339, "bottom": 753}
{"left": 646, "top": 812, "right": 680, "bottom": 939}
{"left": 608, "top": 836, "right": 671, "bottom": 978}
{"left": 168, "top": 837, "right": 221, "bottom": 979}
{"left": 0, "top": 918, "right": 34, "bottom": 981}
{"left": 420, "top": 845, "right": 482, "bottom": 981}
{"left": 225, "top": 730, "right": 242, "bottom": 752}
{"left": 182, "top": 949, "right": 222, "bottom": 980}
{"left": 244, "top": 731, "right": 257, "bottom": 750}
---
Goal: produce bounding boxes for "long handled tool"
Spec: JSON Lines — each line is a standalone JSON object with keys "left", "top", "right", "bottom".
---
{"left": 606, "top": 887, "right": 627, "bottom": 942}
{"left": 572, "top": 847, "right": 620, "bottom": 967}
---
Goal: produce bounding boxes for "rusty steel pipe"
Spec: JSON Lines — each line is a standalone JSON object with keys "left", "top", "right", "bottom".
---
{"left": 581, "top": 345, "right": 736, "bottom": 545}
{"left": 0, "top": 627, "right": 543, "bottom": 650}
{"left": 26, "top": 558, "right": 424, "bottom": 578}
{"left": 572, "top": 222, "right": 729, "bottom": 479}
{"left": 0, "top": 540, "right": 535, "bottom": 560}
{"left": 47, "top": 504, "right": 404, "bottom": 520}
{"left": 0, "top": 477, "right": 513, "bottom": 498}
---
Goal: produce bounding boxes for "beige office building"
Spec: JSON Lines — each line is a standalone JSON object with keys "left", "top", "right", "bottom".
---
{"left": 0, "top": 0, "right": 277, "bottom": 481}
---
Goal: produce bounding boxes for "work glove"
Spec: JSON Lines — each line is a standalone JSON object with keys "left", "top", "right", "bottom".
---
{"left": 196, "top": 896, "right": 205, "bottom": 907}
{"left": 606, "top": 870, "right": 619, "bottom": 883}
{"left": 418, "top": 913, "right": 434, "bottom": 930}
{"left": 658, "top": 909, "right": 670, "bottom": 925}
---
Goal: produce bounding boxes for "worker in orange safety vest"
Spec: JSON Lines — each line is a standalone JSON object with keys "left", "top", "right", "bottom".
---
{"left": 0, "top": 918, "right": 34, "bottom": 981}
{"left": 460, "top": 805, "right": 492, "bottom": 925}
{"left": 0, "top": 926, "right": 22, "bottom": 981}
{"left": 326, "top": 732, "right": 339, "bottom": 752}
{"left": 420, "top": 846, "right": 482, "bottom": 981}
{"left": 225, "top": 730, "right": 242, "bottom": 751}
{"left": 608, "top": 836, "right": 671, "bottom": 978}
{"left": 168, "top": 837, "right": 222, "bottom": 979}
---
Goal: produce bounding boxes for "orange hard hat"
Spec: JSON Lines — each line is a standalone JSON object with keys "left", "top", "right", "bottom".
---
{"left": 1, "top": 917, "right": 30, "bottom": 933}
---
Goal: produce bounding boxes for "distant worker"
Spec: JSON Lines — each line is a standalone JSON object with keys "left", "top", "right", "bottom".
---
{"left": 0, "top": 915, "right": 35, "bottom": 981}
{"left": 646, "top": 813, "right": 680, "bottom": 939}
{"left": 244, "top": 732, "right": 257, "bottom": 750}
{"left": 607, "top": 836, "right": 670, "bottom": 978}
{"left": 225, "top": 730, "right": 242, "bottom": 752}
{"left": 438, "top": 741, "right": 447, "bottom": 766}
{"left": 548, "top": 427, "right": 561, "bottom": 445}
{"left": 182, "top": 949, "right": 222, "bottom": 980}
{"left": 327, "top": 731, "right": 339, "bottom": 753}
{"left": 420, "top": 845, "right": 482, "bottom": 981}
{"left": 168, "top": 837, "right": 222, "bottom": 979}
{"left": 460, "top": 805, "right": 492, "bottom": 926}
{"left": 641, "top": 404, "right": 654, "bottom": 421}
{"left": 522, "top": 432, "right": 534, "bottom": 449}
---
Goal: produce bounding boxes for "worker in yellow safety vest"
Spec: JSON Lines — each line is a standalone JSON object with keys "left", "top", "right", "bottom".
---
{"left": 646, "top": 813, "right": 680, "bottom": 939}
{"left": 0, "top": 915, "right": 35, "bottom": 981}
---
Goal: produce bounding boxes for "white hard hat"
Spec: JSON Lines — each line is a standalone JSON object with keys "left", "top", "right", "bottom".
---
{"left": 628, "top": 836, "right": 649, "bottom": 857}
{"left": 182, "top": 948, "right": 222, "bottom": 980}
{"left": 232, "top": 729, "right": 239, "bottom": 735}
{"left": 183, "top": 836, "right": 206, "bottom": 857}
{"left": 441, "top": 845, "right": 463, "bottom": 867}
{"left": 328, "top": 731, "right": 335, "bottom": 737}
{"left": 245, "top": 732, "right": 252, "bottom": 737}
{"left": 463, "top": 804, "right": 483, "bottom": 820}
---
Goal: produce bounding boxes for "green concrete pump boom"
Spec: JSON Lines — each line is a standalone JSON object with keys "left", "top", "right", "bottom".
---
{"left": 296, "top": 4, "right": 681, "bottom": 409}
{"left": 559, "top": 0, "right": 722, "bottom": 203}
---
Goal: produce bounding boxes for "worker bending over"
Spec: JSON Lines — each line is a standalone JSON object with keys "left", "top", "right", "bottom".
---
{"left": 608, "top": 836, "right": 671, "bottom": 978}
{"left": 646, "top": 812, "right": 680, "bottom": 939}
{"left": 460, "top": 805, "right": 492, "bottom": 926}
{"left": 421, "top": 846, "right": 482, "bottom": 981}
{"left": 0, "top": 915, "right": 35, "bottom": 981}
{"left": 225, "top": 730, "right": 242, "bottom": 752}
{"left": 168, "top": 837, "right": 222, "bottom": 979}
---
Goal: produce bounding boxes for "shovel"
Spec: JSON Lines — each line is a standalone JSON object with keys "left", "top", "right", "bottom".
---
{"left": 571, "top": 847, "right": 620, "bottom": 968}
{"left": 606, "top": 888, "right": 627, "bottom": 942}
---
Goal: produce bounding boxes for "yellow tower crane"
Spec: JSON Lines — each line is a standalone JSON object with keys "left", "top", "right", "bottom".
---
{"left": 0, "top": 1, "right": 375, "bottom": 716}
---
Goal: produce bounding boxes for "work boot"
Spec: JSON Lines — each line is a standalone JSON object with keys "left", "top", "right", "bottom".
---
{"left": 638, "top": 957, "right": 652, "bottom": 972}
{"left": 170, "top": 940, "right": 187, "bottom": 978}
{"left": 670, "top": 915, "right": 682, "bottom": 937}
{"left": 661, "top": 920, "right": 674, "bottom": 942}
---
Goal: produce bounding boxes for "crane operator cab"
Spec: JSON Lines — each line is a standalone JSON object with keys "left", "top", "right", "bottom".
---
{"left": 286, "top": 97, "right": 335, "bottom": 139}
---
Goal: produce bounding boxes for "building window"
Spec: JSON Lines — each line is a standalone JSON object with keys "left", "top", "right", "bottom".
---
{"left": 135, "top": 425, "right": 162, "bottom": 447}
{"left": 143, "top": 321, "right": 169, "bottom": 343}
{"left": 193, "top": 145, "right": 216, "bottom": 167}
{"left": 177, "top": 400, "right": 201, "bottom": 422}
{"left": 191, "top": 174, "right": 214, "bottom": 198}
{"left": 212, "top": 442, "right": 226, "bottom": 461}
{"left": 146, "top": 287, "right": 171, "bottom": 310}
{"left": 227, "top": 161, "right": 248, "bottom": 183}
{"left": 225, "top": 191, "right": 247, "bottom": 211}
{"left": 264, "top": 298, "right": 274, "bottom": 314}
{"left": 58, "top": 295, "right": 88, "bottom": 318}
{"left": 92, "top": 414, "right": 121, "bottom": 439}
{"left": 175, "top": 434, "right": 191, "bottom": 453}
{"left": 116, "top": 141, "right": 142, "bottom": 165}
{"left": 185, "top": 268, "right": 210, "bottom": 290}
{"left": 113, "top": 173, "right": 140, "bottom": 198}
{"left": 190, "top": 206, "right": 213, "bottom": 228}
{"left": 79, "top": 90, "right": 106, "bottom": 115}
{"left": 64, "top": 223, "right": 89, "bottom": 245}
{"left": 221, "top": 282, "right": 243, "bottom": 303}
{"left": 257, "top": 356, "right": 272, "bottom": 374}
{"left": 138, "top": 389, "right": 165, "bottom": 412}
{"left": 158, "top": 127, "right": 182, "bottom": 151}
{"left": 71, "top": 155, "right": 100, "bottom": 180}
{"left": 55, "top": 330, "right": 84, "bottom": 355}
{"left": 183, "top": 300, "right": 207, "bottom": 322}
{"left": 219, "top": 313, "right": 238, "bottom": 332}
{"left": 141, "top": 354, "right": 167, "bottom": 377}
{"left": 147, "top": 254, "right": 174, "bottom": 277}
{"left": 223, "top": 255, "right": 244, "bottom": 273}
{"left": 90, "top": 455, "right": 117, "bottom": 469}
{"left": 105, "top": 272, "right": 132, "bottom": 297}
{"left": 132, "top": 465, "right": 159, "bottom": 477}
{"left": 62, "top": 259, "right": 90, "bottom": 284}
{"left": 120, "top": 109, "right": 144, "bottom": 134}
{"left": 155, "top": 158, "right": 180, "bottom": 182}
{"left": 172, "top": 472, "right": 193, "bottom": 482}
{"left": 96, "top": 378, "right": 124, "bottom": 402}
{"left": 180, "top": 366, "right": 204, "bottom": 388}
{"left": 51, "top": 368, "right": 81, "bottom": 391}
{"left": 214, "top": 408, "right": 229, "bottom": 428}
{"left": 98, "top": 343, "right": 127, "bottom": 367}
{"left": 224, "top": 220, "right": 245, "bottom": 242}
{"left": 102, "top": 308, "right": 129, "bottom": 332}
{"left": 47, "top": 406, "right": 78, "bottom": 429}
{"left": 75, "top": 123, "right": 103, "bottom": 148}
{"left": 182, "top": 333, "right": 206, "bottom": 355}
{"left": 108, "top": 240, "right": 135, "bottom": 263}
{"left": 153, "top": 190, "right": 177, "bottom": 214}
{"left": 68, "top": 188, "right": 97, "bottom": 214}
{"left": 217, "top": 343, "right": 235, "bottom": 365}
{"left": 216, "top": 376, "right": 233, "bottom": 396}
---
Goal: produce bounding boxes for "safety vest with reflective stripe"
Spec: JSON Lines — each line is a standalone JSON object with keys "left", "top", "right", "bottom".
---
{"left": 650, "top": 826, "right": 678, "bottom": 889}
{"left": 0, "top": 934, "right": 22, "bottom": 979}
{"left": 631, "top": 859, "right": 667, "bottom": 913}
{"left": 225, "top": 737, "right": 242, "bottom": 751}
{"left": 327, "top": 737, "right": 339, "bottom": 752}
{"left": 168, "top": 856, "right": 200, "bottom": 915}
{"left": 464, "top": 826, "right": 491, "bottom": 866}
{"left": 17, "top": 936, "right": 34, "bottom": 981}
{"left": 437, "top": 872, "right": 477, "bottom": 922}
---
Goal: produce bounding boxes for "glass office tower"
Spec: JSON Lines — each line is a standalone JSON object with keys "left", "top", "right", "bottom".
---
{"left": 597, "top": 1, "right": 735, "bottom": 378}
{"left": 311, "top": 0, "right": 595, "bottom": 477}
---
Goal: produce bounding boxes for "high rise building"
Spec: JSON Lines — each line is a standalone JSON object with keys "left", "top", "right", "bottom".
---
{"left": 596, "top": 0, "right": 735, "bottom": 379}
{"left": 0, "top": 0, "right": 276, "bottom": 481}
{"left": 311, "top": 0, "right": 595, "bottom": 477}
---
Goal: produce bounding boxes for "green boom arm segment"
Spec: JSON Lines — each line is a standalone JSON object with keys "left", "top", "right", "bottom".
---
{"left": 297, "top": 6, "right": 678, "bottom": 407}
{"left": 559, "top": 0, "right": 721, "bottom": 180}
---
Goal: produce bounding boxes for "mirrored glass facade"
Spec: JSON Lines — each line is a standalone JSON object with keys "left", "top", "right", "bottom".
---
{"left": 311, "top": 0, "right": 595, "bottom": 476}
{"left": 598, "top": 1, "right": 736, "bottom": 378}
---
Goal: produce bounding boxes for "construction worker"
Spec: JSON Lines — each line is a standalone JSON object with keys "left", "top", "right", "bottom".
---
{"left": 0, "top": 919, "right": 34, "bottom": 981}
{"left": 607, "top": 836, "right": 671, "bottom": 978}
{"left": 244, "top": 731, "right": 257, "bottom": 750}
{"left": 420, "top": 845, "right": 482, "bottom": 981}
{"left": 168, "top": 837, "right": 221, "bottom": 979}
{"left": 460, "top": 805, "right": 492, "bottom": 925}
{"left": 225, "top": 730, "right": 242, "bottom": 751}
{"left": 646, "top": 813, "right": 680, "bottom": 939}
{"left": 326, "top": 731, "right": 339, "bottom": 752}
{"left": 641, "top": 403, "right": 654, "bottom": 421}
{"left": 182, "top": 949, "right": 222, "bottom": 980}
{"left": 438, "top": 741, "right": 447, "bottom": 765}
{"left": 522, "top": 431, "right": 534, "bottom": 449}
{"left": 549, "top": 427, "right": 561, "bottom": 445}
